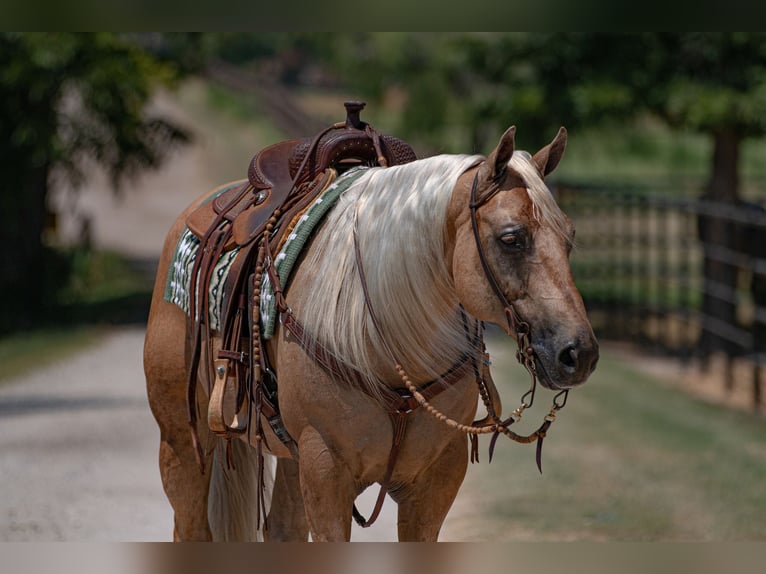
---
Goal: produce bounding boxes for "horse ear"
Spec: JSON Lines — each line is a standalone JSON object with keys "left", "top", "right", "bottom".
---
{"left": 532, "top": 126, "right": 567, "bottom": 177}
{"left": 484, "top": 125, "right": 516, "bottom": 182}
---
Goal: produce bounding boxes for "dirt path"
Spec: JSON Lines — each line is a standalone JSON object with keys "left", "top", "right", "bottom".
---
{"left": 0, "top": 327, "right": 401, "bottom": 542}
{"left": 0, "top": 328, "right": 170, "bottom": 541}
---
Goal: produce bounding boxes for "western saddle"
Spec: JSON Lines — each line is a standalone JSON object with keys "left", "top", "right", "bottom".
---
{"left": 184, "top": 101, "right": 417, "bottom": 474}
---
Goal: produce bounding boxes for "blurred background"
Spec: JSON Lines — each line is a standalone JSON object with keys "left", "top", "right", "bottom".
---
{"left": 1, "top": 32, "right": 766, "bottom": 541}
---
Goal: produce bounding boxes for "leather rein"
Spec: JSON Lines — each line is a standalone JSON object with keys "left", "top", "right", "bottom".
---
{"left": 466, "top": 169, "right": 569, "bottom": 460}
{"left": 347, "top": 167, "right": 570, "bottom": 527}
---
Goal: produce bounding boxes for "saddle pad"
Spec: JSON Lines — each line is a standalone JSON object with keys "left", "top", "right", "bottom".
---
{"left": 163, "top": 168, "right": 367, "bottom": 333}
{"left": 260, "top": 167, "right": 367, "bottom": 339}
{"left": 164, "top": 227, "right": 240, "bottom": 331}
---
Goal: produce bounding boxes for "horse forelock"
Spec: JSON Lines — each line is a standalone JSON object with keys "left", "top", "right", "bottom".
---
{"left": 508, "top": 151, "right": 572, "bottom": 246}
{"left": 298, "top": 154, "right": 484, "bottom": 398}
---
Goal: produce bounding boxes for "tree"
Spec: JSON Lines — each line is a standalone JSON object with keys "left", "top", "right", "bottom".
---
{"left": 0, "top": 33, "right": 188, "bottom": 329}
{"left": 329, "top": 32, "right": 766, "bottom": 356}
{"left": 646, "top": 34, "right": 766, "bottom": 357}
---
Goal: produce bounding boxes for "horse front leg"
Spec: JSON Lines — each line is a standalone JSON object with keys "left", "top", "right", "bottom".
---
{"left": 296, "top": 426, "right": 357, "bottom": 541}
{"left": 394, "top": 433, "right": 469, "bottom": 541}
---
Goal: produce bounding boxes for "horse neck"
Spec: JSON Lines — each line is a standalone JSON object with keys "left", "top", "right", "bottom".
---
{"left": 299, "top": 156, "right": 483, "bottom": 391}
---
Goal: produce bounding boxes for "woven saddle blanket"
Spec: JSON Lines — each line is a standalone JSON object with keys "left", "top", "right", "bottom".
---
{"left": 164, "top": 167, "right": 366, "bottom": 339}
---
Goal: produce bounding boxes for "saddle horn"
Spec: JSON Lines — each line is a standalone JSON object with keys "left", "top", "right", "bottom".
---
{"left": 344, "top": 101, "right": 367, "bottom": 129}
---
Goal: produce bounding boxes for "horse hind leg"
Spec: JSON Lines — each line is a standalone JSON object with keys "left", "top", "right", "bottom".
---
{"left": 145, "top": 291, "right": 214, "bottom": 540}
{"left": 264, "top": 457, "right": 310, "bottom": 541}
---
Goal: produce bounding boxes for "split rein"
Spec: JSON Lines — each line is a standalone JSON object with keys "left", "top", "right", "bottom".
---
{"left": 352, "top": 171, "right": 570, "bottom": 475}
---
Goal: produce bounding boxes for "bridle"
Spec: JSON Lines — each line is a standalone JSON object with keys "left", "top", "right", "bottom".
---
{"left": 466, "top": 169, "right": 569, "bottom": 464}
{"left": 304, "top": 162, "right": 572, "bottom": 528}
{"left": 354, "top": 166, "right": 570, "bottom": 479}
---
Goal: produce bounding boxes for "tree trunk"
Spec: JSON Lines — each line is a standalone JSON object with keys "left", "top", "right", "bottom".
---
{"left": 698, "top": 129, "right": 741, "bottom": 361}
{"left": 0, "top": 164, "right": 50, "bottom": 331}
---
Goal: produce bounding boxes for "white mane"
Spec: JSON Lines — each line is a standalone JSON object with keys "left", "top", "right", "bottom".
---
{"left": 297, "top": 150, "right": 567, "bottom": 397}
{"left": 299, "top": 154, "right": 483, "bottom": 394}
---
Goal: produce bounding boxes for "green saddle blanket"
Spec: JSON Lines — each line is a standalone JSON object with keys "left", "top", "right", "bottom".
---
{"left": 164, "top": 167, "right": 367, "bottom": 336}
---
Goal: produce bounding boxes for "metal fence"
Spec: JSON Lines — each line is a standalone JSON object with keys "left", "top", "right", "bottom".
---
{"left": 555, "top": 182, "right": 766, "bottom": 410}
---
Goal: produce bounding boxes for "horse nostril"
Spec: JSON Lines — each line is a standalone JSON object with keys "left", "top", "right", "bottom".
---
{"left": 558, "top": 344, "right": 578, "bottom": 370}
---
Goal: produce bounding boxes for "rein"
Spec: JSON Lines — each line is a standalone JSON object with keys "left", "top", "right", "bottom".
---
{"left": 348, "top": 168, "right": 570, "bottom": 526}
{"left": 467, "top": 170, "right": 570, "bottom": 464}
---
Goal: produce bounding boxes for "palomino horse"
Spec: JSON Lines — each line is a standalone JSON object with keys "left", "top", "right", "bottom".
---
{"left": 144, "top": 125, "right": 598, "bottom": 541}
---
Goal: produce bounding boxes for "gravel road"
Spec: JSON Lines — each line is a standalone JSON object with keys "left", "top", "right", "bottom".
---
{"left": 0, "top": 327, "right": 401, "bottom": 541}
{"left": 0, "top": 328, "right": 171, "bottom": 541}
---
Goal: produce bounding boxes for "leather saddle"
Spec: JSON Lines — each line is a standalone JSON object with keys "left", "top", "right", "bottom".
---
{"left": 184, "top": 102, "right": 417, "bottom": 461}
{"left": 186, "top": 101, "right": 417, "bottom": 249}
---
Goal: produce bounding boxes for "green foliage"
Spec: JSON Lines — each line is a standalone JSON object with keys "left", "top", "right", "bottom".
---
{"left": 0, "top": 32, "right": 188, "bottom": 187}
{"left": 309, "top": 32, "right": 766, "bottom": 155}
{"left": 0, "top": 33, "right": 188, "bottom": 329}
{"left": 650, "top": 33, "right": 766, "bottom": 135}
{"left": 204, "top": 32, "right": 336, "bottom": 85}
{"left": 57, "top": 249, "right": 151, "bottom": 306}
{"left": 553, "top": 119, "right": 714, "bottom": 185}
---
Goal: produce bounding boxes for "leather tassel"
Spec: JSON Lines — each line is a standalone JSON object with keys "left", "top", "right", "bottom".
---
{"left": 469, "top": 434, "right": 479, "bottom": 464}
{"left": 189, "top": 422, "right": 206, "bottom": 475}
{"left": 535, "top": 434, "right": 545, "bottom": 474}
{"left": 352, "top": 506, "right": 366, "bottom": 527}
{"left": 225, "top": 439, "right": 236, "bottom": 471}
{"left": 488, "top": 430, "right": 501, "bottom": 463}
{"left": 255, "top": 436, "right": 263, "bottom": 531}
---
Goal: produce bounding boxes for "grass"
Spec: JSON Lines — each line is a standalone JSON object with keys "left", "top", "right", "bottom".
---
{"left": 0, "top": 327, "right": 102, "bottom": 385}
{"left": 443, "top": 334, "right": 766, "bottom": 541}
{"left": 0, "top": 249, "right": 153, "bottom": 384}
{"left": 554, "top": 118, "right": 766, "bottom": 198}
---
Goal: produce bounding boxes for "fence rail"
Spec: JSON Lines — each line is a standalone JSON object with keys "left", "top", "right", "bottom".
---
{"left": 555, "top": 182, "right": 766, "bottom": 410}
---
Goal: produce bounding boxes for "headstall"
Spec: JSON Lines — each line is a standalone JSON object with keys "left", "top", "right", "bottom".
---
{"left": 353, "top": 168, "right": 570, "bottom": 484}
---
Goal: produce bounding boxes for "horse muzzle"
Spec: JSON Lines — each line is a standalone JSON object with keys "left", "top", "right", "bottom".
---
{"left": 532, "top": 333, "right": 599, "bottom": 390}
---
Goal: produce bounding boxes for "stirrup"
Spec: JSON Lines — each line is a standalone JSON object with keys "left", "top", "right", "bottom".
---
{"left": 208, "top": 357, "right": 249, "bottom": 437}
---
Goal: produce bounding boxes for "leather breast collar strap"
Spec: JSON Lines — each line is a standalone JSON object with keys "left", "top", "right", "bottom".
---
{"left": 266, "top": 166, "right": 569, "bottom": 530}
{"left": 266, "top": 250, "right": 478, "bottom": 529}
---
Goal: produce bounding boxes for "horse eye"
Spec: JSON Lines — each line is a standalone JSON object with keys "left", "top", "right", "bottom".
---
{"left": 501, "top": 233, "right": 517, "bottom": 245}
{"left": 500, "top": 232, "right": 524, "bottom": 248}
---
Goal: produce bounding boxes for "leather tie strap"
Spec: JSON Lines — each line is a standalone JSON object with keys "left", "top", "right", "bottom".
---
{"left": 352, "top": 412, "right": 408, "bottom": 528}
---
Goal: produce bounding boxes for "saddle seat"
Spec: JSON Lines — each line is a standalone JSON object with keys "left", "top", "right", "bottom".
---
{"left": 185, "top": 101, "right": 416, "bottom": 249}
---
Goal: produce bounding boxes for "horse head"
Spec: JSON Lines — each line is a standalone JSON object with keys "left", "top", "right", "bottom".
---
{"left": 449, "top": 126, "right": 598, "bottom": 389}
